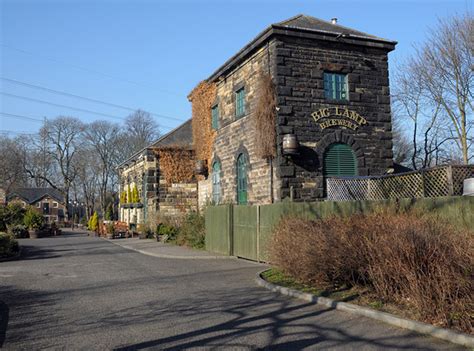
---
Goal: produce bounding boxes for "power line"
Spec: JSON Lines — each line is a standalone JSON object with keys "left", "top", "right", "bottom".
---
{"left": 0, "top": 112, "right": 44, "bottom": 123}
{"left": 0, "top": 43, "right": 183, "bottom": 97}
{"left": 0, "top": 76, "right": 186, "bottom": 122}
{"left": 0, "top": 129, "right": 38, "bottom": 136}
{"left": 0, "top": 110, "right": 174, "bottom": 131}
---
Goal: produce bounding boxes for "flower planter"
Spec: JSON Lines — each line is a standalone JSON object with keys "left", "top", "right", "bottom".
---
{"left": 28, "top": 230, "right": 40, "bottom": 239}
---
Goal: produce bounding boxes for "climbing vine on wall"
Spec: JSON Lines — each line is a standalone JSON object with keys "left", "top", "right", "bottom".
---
{"left": 254, "top": 71, "right": 277, "bottom": 159}
{"left": 188, "top": 80, "right": 217, "bottom": 165}
{"left": 156, "top": 147, "right": 195, "bottom": 184}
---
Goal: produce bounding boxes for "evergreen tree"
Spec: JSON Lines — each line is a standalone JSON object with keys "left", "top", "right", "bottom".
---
{"left": 132, "top": 184, "right": 140, "bottom": 203}
{"left": 89, "top": 212, "right": 99, "bottom": 232}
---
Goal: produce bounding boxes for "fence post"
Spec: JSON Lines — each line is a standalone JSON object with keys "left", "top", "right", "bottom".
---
{"left": 446, "top": 166, "right": 454, "bottom": 196}
{"left": 256, "top": 205, "right": 260, "bottom": 262}
{"left": 228, "top": 204, "right": 234, "bottom": 256}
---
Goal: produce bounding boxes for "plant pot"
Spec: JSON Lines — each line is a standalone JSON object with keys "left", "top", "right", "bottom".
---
{"left": 28, "top": 229, "right": 40, "bottom": 239}
{"left": 282, "top": 134, "right": 300, "bottom": 155}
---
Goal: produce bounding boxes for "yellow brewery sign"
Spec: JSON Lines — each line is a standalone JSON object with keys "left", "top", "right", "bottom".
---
{"left": 311, "top": 107, "right": 367, "bottom": 130}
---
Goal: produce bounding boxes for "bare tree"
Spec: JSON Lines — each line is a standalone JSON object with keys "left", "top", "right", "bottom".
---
{"left": 84, "top": 120, "right": 121, "bottom": 216}
{"left": 0, "top": 136, "right": 28, "bottom": 192}
{"left": 412, "top": 13, "right": 473, "bottom": 164}
{"left": 74, "top": 148, "right": 100, "bottom": 220}
{"left": 123, "top": 109, "right": 160, "bottom": 158}
{"left": 24, "top": 116, "right": 85, "bottom": 219}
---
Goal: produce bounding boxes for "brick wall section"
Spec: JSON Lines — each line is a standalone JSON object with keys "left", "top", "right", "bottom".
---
{"left": 206, "top": 43, "right": 281, "bottom": 205}
{"left": 273, "top": 36, "right": 394, "bottom": 201}
{"left": 157, "top": 177, "right": 197, "bottom": 217}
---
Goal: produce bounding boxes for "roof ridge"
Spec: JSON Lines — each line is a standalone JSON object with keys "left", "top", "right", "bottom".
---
{"left": 273, "top": 13, "right": 304, "bottom": 26}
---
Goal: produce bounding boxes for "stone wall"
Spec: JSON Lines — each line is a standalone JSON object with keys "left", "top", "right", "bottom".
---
{"left": 207, "top": 43, "right": 281, "bottom": 205}
{"left": 157, "top": 177, "right": 198, "bottom": 218}
{"left": 273, "top": 36, "right": 394, "bottom": 201}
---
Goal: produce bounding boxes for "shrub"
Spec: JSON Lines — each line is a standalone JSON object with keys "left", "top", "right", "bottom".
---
{"left": 176, "top": 212, "right": 205, "bottom": 249}
{"left": 89, "top": 212, "right": 99, "bottom": 231}
{"left": 9, "top": 224, "right": 29, "bottom": 238}
{"left": 270, "top": 211, "right": 473, "bottom": 333}
{"left": 0, "top": 204, "right": 26, "bottom": 231}
{"left": 23, "top": 208, "right": 44, "bottom": 230}
{"left": 156, "top": 223, "right": 178, "bottom": 242}
{"left": 0, "top": 232, "right": 19, "bottom": 258}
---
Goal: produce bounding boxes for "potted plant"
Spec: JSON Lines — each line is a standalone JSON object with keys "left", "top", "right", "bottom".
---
{"left": 23, "top": 208, "right": 44, "bottom": 239}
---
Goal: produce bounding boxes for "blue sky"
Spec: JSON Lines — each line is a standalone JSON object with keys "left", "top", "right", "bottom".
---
{"left": 0, "top": 0, "right": 471, "bottom": 136}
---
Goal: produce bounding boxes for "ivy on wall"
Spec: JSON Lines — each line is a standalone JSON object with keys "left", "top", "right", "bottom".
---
{"left": 156, "top": 147, "right": 195, "bottom": 184}
{"left": 188, "top": 80, "right": 217, "bottom": 165}
{"left": 254, "top": 71, "right": 277, "bottom": 159}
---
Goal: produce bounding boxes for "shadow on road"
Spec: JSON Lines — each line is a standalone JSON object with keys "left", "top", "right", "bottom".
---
{"left": 105, "top": 287, "right": 434, "bottom": 351}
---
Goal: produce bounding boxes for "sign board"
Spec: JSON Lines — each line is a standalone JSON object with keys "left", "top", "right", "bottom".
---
{"left": 311, "top": 107, "right": 367, "bottom": 130}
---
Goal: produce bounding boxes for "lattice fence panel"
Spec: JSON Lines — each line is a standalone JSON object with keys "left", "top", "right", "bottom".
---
{"left": 327, "top": 165, "right": 474, "bottom": 201}
{"left": 423, "top": 167, "right": 449, "bottom": 197}
{"left": 452, "top": 166, "right": 474, "bottom": 195}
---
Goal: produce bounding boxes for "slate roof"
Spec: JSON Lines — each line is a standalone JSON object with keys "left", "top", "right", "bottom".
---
{"left": 7, "top": 188, "right": 65, "bottom": 204}
{"left": 206, "top": 14, "right": 396, "bottom": 82}
{"left": 274, "top": 14, "right": 389, "bottom": 41}
{"left": 118, "top": 119, "right": 193, "bottom": 168}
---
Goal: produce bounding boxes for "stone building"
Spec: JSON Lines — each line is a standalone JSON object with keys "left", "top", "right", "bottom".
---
{"left": 7, "top": 188, "right": 67, "bottom": 223}
{"left": 117, "top": 120, "right": 197, "bottom": 228}
{"left": 192, "top": 14, "right": 396, "bottom": 206}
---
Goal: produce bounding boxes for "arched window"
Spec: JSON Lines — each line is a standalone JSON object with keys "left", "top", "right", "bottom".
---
{"left": 323, "top": 143, "right": 358, "bottom": 176}
{"left": 212, "top": 161, "right": 221, "bottom": 204}
{"left": 236, "top": 153, "right": 248, "bottom": 204}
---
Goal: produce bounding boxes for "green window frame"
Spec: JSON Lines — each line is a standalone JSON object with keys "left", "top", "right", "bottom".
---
{"left": 236, "top": 153, "right": 248, "bottom": 204}
{"left": 323, "top": 143, "right": 358, "bottom": 176}
{"left": 211, "top": 105, "right": 219, "bottom": 130}
{"left": 235, "top": 87, "right": 245, "bottom": 118}
{"left": 212, "top": 161, "right": 221, "bottom": 204}
{"left": 324, "top": 72, "right": 348, "bottom": 101}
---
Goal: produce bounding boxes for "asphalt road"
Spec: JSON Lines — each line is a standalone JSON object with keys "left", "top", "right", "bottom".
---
{"left": 0, "top": 231, "right": 464, "bottom": 350}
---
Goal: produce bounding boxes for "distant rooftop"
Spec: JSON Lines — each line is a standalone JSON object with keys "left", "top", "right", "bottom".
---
{"left": 7, "top": 188, "right": 64, "bottom": 204}
{"left": 118, "top": 119, "right": 193, "bottom": 168}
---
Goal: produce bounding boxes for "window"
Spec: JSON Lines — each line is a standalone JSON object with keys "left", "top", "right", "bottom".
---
{"left": 235, "top": 88, "right": 245, "bottom": 118}
{"left": 211, "top": 105, "right": 219, "bottom": 130}
{"left": 236, "top": 153, "right": 248, "bottom": 204}
{"left": 324, "top": 72, "right": 348, "bottom": 101}
{"left": 323, "top": 143, "right": 358, "bottom": 177}
{"left": 36, "top": 202, "right": 41, "bottom": 208}
{"left": 212, "top": 161, "right": 221, "bottom": 204}
{"left": 53, "top": 202, "right": 58, "bottom": 208}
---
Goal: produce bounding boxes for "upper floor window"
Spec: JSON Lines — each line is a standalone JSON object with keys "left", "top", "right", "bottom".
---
{"left": 211, "top": 105, "right": 219, "bottom": 130}
{"left": 53, "top": 202, "right": 58, "bottom": 208}
{"left": 324, "top": 72, "right": 348, "bottom": 101}
{"left": 235, "top": 87, "right": 246, "bottom": 118}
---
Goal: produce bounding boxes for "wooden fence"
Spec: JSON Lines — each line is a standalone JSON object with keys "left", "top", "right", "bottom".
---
{"left": 326, "top": 165, "right": 474, "bottom": 201}
{"left": 205, "top": 196, "right": 474, "bottom": 262}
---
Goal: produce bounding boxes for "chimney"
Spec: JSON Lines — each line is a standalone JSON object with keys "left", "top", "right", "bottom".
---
{"left": 331, "top": 18, "right": 337, "bottom": 24}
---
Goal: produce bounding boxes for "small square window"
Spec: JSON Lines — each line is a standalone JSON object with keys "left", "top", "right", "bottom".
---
{"left": 53, "top": 202, "right": 58, "bottom": 208}
{"left": 235, "top": 88, "right": 245, "bottom": 118}
{"left": 211, "top": 105, "right": 219, "bottom": 130}
{"left": 36, "top": 202, "right": 40, "bottom": 208}
{"left": 324, "top": 72, "right": 348, "bottom": 101}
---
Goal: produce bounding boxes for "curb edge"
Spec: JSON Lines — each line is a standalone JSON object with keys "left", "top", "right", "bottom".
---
{"left": 255, "top": 269, "right": 474, "bottom": 348}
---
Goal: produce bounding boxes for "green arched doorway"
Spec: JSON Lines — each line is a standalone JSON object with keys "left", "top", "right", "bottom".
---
{"left": 323, "top": 143, "right": 358, "bottom": 176}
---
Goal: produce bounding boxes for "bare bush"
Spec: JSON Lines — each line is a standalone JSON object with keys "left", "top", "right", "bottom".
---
{"left": 270, "top": 212, "right": 473, "bottom": 333}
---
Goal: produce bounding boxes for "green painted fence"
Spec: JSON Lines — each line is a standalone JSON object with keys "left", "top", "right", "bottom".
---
{"left": 205, "top": 196, "right": 474, "bottom": 261}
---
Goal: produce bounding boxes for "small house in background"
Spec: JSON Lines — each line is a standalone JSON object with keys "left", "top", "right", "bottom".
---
{"left": 117, "top": 119, "right": 197, "bottom": 229}
{"left": 6, "top": 188, "right": 66, "bottom": 223}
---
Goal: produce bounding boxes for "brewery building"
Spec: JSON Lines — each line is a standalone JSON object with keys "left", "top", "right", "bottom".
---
{"left": 191, "top": 14, "right": 397, "bottom": 207}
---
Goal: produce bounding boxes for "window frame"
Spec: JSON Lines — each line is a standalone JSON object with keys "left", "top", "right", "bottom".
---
{"left": 211, "top": 161, "right": 221, "bottom": 204}
{"left": 211, "top": 104, "right": 219, "bottom": 130}
{"left": 235, "top": 87, "right": 246, "bottom": 119}
{"left": 236, "top": 153, "right": 248, "bottom": 205}
{"left": 323, "top": 72, "right": 348, "bottom": 102}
